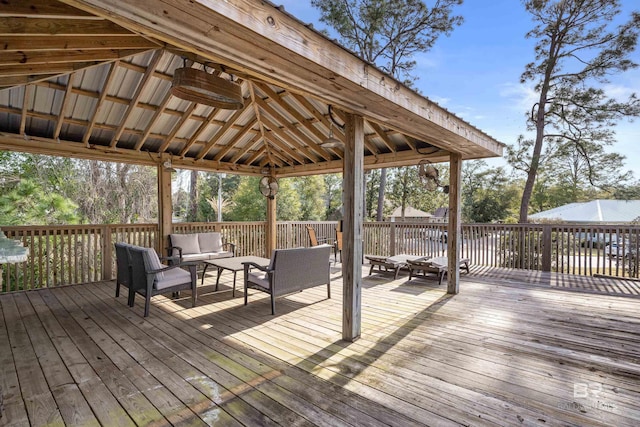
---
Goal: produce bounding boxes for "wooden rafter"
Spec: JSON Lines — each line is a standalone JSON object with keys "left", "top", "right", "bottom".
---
{"left": 134, "top": 89, "right": 174, "bottom": 151}
{"left": 178, "top": 107, "right": 219, "bottom": 157}
{"left": 212, "top": 119, "right": 257, "bottom": 162}
{"left": 109, "top": 49, "right": 164, "bottom": 148}
{"left": 248, "top": 82, "right": 275, "bottom": 167}
{"left": 158, "top": 103, "right": 198, "bottom": 153}
{"left": 193, "top": 105, "right": 249, "bottom": 161}
{"left": 229, "top": 132, "right": 261, "bottom": 164}
{"left": 369, "top": 122, "right": 396, "bottom": 153}
{"left": 83, "top": 61, "right": 118, "bottom": 145}
{"left": 53, "top": 74, "right": 75, "bottom": 139}
{"left": 0, "top": 35, "right": 160, "bottom": 51}
{"left": 254, "top": 83, "right": 332, "bottom": 161}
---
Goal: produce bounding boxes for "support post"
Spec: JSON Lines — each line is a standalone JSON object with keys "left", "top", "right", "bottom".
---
{"left": 447, "top": 152, "right": 462, "bottom": 294}
{"left": 542, "top": 225, "right": 552, "bottom": 272}
{"left": 102, "top": 225, "right": 112, "bottom": 280}
{"left": 158, "top": 163, "right": 173, "bottom": 256}
{"left": 266, "top": 195, "right": 277, "bottom": 258}
{"left": 342, "top": 112, "right": 364, "bottom": 342}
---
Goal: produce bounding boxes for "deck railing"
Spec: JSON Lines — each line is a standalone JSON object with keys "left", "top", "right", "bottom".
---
{"left": 1, "top": 221, "right": 638, "bottom": 293}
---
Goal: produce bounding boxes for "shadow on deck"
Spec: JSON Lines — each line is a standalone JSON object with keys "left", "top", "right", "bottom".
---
{"left": 1, "top": 264, "right": 639, "bottom": 426}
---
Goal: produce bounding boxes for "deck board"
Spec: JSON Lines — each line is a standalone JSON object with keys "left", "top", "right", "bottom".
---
{"left": 1, "top": 266, "right": 639, "bottom": 426}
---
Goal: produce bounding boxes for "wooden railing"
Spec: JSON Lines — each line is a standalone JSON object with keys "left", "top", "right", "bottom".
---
{"left": 1, "top": 221, "right": 638, "bottom": 293}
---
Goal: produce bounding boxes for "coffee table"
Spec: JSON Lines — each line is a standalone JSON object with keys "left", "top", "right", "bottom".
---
{"left": 202, "top": 256, "right": 271, "bottom": 297}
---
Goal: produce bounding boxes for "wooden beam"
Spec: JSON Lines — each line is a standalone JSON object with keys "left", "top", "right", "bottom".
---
{"left": 212, "top": 119, "right": 257, "bottom": 162}
{"left": 0, "top": 35, "right": 160, "bottom": 51}
{"left": 178, "top": 106, "right": 219, "bottom": 157}
{"left": 342, "top": 112, "right": 364, "bottom": 342}
{"left": 134, "top": 88, "right": 174, "bottom": 150}
{"left": 447, "top": 152, "right": 462, "bottom": 295}
{"left": 83, "top": 61, "right": 118, "bottom": 144}
{"left": 194, "top": 104, "right": 249, "bottom": 160}
{"left": 0, "top": 0, "right": 97, "bottom": 19}
{"left": 276, "top": 149, "right": 451, "bottom": 177}
{"left": 369, "top": 122, "right": 396, "bottom": 153}
{"left": 157, "top": 102, "right": 197, "bottom": 153}
{"left": 254, "top": 83, "right": 332, "bottom": 161}
{"left": 19, "top": 85, "right": 32, "bottom": 135}
{"left": 0, "top": 132, "right": 262, "bottom": 175}
{"left": 109, "top": 49, "right": 164, "bottom": 148}
{"left": 0, "top": 17, "right": 133, "bottom": 36}
{"left": 229, "top": 132, "right": 261, "bottom": 164}
{"left": 157, "top": 161, "right": 173, "bottom": 256}
{"left": 53, "top": 74, "right": 75, "bottom": 139}
{"left": 0, "top": 49, "right": 153, "bottom": 66}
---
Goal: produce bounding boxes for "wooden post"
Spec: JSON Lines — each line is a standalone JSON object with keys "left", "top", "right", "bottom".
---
{"left": 157, "top": 163, "right": 173, "bottom": 256}
{"left": 102, "top": 225, "right": 112, "bottom": 280}
{"left": 342, "top": 112, "right": 364, "bottom": 342}
{"left": 447, "top": 152, "right": 462, "bottom": 294}
{"left": 542, "top": 225, "right": 552, "bottom": 272}
{"left": 389, "top": 222, "right": 397, "bottom": 256}
{"left": 266, "top": 195, "right": 277, "bottom": 258}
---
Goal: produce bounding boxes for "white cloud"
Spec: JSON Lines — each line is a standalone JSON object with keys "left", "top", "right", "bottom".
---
{"left": 499, "top": 82, "right": 538, "bottom": 112}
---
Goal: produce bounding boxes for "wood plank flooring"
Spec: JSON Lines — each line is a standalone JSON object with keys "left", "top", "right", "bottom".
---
{"left": 1, "top": 266, "right": 639, "bottom": 426}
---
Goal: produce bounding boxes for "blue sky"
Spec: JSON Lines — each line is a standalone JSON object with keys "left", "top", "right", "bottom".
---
{"left": 277, "top": 0, "right": 640, "bottom": 180}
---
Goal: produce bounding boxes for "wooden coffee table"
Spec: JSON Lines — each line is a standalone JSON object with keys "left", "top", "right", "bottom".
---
{"left": 202, "top": 256, "right": 271, "bottom": 297}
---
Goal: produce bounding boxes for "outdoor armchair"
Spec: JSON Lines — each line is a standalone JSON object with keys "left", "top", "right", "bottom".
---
{"left": 126, "top": 245, "right": 198, "bottom": 317}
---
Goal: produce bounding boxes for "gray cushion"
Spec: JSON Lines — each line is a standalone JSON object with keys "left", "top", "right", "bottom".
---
{"left": 247, "top": 271, "right": 270, "bottom": 290}
{"left": 207, "top": 251, "right": 234, "bottom": 260}
{"left": 171, "top": 233, "right": 201, "bottom": 255}
{"left": 142, "top": 247, "right": 166, "bottom": 280}
{"left": 155, "top": 267, "right": 191, "bottom": 290}
{"left": 181, "top": 253, "right": 211, "bottom": 262}
{"left": 198, "top": 232, "right": 223, "bottom": 253}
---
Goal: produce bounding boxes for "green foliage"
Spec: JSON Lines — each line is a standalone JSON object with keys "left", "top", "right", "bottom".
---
{"left": 462, "top": 160, "right": 520, "bottom": 223}
{"left": 292, "top": 176, "right": 326, "bottom": 220}
{"left": 386, "top": 165, "right": 448, "bottom": 218}
{"left": 513, "top": 0, "right": 640, "bottom": 221}
{"left": 226, "top": 177, "right": 267, "bottom": 221}
{"left": 311, "top": 0, "right": 463, "bottom": 86}
{"left": 324, "top": 174, "right": 344, "bottom": 219}
{"left": 0, "top": 179, "right": 79, "bottom": 225}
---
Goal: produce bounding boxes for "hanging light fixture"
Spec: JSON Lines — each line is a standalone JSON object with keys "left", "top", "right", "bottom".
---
{"left": 320, "top": 104, "right": 344, "bottom": 148}
{"left": 171, "top": 63, "right": 244, "bottom": 110}
{"left": 321, "top": 121, "right": 343, "bottom": 148}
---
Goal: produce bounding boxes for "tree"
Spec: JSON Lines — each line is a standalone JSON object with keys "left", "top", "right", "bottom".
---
{"left": 311, "top": 0, "right": 463, "bottom": 219}
{"left": 0, "top": 179, "right": 79, "bottom": 225}
{"left": 387, "top": 165, "right": 448, "bottom": 218}
{"left": 515, "top": 0, "right": 640, "bottom": 222}
{"left": 293, "top": 176, "right": 326, "bottom": 220}
{"left": 461, "top": 160, "right": 520, "bottom": 223}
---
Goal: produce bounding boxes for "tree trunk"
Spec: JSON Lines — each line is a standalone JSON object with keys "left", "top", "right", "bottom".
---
{"left": 376, "top": 168, "right": 386, "bottom": 221}
{"left": 188, "top": 169, "right": 198, "bottom": 221}
{"left": 519, "top": 36, "right": 558, "bottom": 223}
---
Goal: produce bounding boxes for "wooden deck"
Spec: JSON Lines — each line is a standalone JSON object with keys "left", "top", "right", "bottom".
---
{"left": 1, "top": 266, "right": 639, "bottom": 426}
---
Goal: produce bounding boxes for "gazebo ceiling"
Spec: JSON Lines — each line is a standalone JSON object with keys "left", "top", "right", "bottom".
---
{"left": 0, "top": 0, "right": 504, "bottom": 177}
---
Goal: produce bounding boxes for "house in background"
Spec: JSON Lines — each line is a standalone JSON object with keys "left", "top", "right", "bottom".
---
{"left": 388, "top": 206, "right": 447, "bottom": 223}
{"left": 530, "top": 200, "right": 640, "bottom": 223}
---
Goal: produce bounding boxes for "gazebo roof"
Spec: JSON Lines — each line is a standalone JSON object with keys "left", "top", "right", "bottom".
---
{"left": 0, "top": 0, "right": 504, "bottom": 177}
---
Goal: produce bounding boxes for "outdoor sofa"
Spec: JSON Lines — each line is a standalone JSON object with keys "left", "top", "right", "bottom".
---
{"left": 242, "top": 245, "right": 332, "bottom": 314}
{"left": 168, "top": 232, "right": 235, "bottom": 263}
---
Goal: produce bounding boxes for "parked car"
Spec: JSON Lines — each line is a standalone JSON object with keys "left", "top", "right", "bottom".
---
{"left": 605, "top": 240, "right": 630, "bottom": 258}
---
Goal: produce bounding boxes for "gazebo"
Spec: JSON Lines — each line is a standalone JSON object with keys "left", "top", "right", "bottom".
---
{"left": 0, "top": 0, "right": 503, "bottom": 340}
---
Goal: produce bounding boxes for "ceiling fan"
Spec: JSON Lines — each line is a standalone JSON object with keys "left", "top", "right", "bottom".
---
{"left": 418, "top": 159, "right": 449, "bottom": 193}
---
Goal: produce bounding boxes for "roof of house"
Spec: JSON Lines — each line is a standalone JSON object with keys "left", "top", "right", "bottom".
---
{"left": 529, "top": 200, "right": 640, "bottom": 223}
{"left": 389, "top": 206, "right": 432, "bottom": 218}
